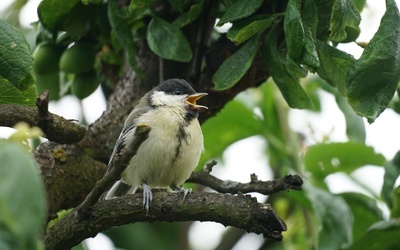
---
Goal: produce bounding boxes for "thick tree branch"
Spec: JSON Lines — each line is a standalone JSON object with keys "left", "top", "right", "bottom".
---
{"left": 44, "top": 192, "right": 287, "bottom": 250}
{"left": 36, "top": 142, "right": 106, "bottom": 220}
{"left": 39, "top": 147, "right": 303, "bottom": 219}
{"left": 0, "top": 103, "right": 86, "bottom": 144}
{"left": 188, "top": 172, "right": 303, "bottom": 195}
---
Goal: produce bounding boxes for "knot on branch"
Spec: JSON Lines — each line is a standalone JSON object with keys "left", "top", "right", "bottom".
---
{"left": 282, "top": 174, "right": 303, "bottom": 191}
{"left": 36, "top": 90, "right": 50, "bottom": 131}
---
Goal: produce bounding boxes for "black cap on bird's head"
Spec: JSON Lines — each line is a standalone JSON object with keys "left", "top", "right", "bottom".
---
{"left": 155, "top": 79, "right": 196, "bottom": 95}
{"left": 153, "top": 79, "right": 208, "bottom": 110}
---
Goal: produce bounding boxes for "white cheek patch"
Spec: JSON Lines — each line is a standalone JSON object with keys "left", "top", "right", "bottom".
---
{"left": 151, "top": 91, "right": 185, "bottom": 107}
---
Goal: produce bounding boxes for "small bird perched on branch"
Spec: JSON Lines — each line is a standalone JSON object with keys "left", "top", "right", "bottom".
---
{"left": 102, "top": 79, "right": 207, "bottom": 212}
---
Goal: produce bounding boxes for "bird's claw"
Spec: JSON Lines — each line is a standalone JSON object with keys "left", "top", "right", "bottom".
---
{"left": 142, "top": 183, "right": 152, "bottom": 215}
{"left": 180, "top": 187, "right": 192, "bottom": 200}
{"left": 171, "top": 186, "right": 192, "bottom": 200}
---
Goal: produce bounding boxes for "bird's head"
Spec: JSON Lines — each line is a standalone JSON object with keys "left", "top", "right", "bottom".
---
{"left": 149, "top": 79, "right": 207, "bottom": 117}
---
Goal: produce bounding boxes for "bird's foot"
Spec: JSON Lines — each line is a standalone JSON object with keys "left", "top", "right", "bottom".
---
{"left": 142, "top": 183, "right": 152, "bottom": 214}
{"left": 170, "top": 185, "right": 192, "bottom": 200}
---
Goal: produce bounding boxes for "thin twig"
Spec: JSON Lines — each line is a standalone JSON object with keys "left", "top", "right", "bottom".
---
{"left": 187, "top": 171, "right": 303, "bottom": 195}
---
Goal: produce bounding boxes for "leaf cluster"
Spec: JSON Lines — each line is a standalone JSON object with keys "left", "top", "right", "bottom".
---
{"left": 2, "top": 0, "right": 399, "bottom": 122}
{"left": 198, "top": 76, "right": 400, "bottom": 249}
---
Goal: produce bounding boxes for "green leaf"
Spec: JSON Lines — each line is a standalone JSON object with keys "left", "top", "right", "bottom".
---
{"left": 71, "top": 243, "right": 86, "bottom": 250}
{"left": 319, "top": 78, "right": 365, "bottom": 142}
{"left": 284, "top": 0, "right": 304, "bottom": 62}
{"left": 108, "top": 0, "right": 144, "bottom": 78}
{"left": 285, "top": 186, "right": 313, "bottom": 210}
{"left": 34, "top": 72, "right": 61, "bottom": 101}
{"left": 348, "top": 220, "right": 400, "bottom": 250}
{"left": 0, "top": 142, "right": 46, "bottom": 250}
{"left": 304, "top": 80, "right": 322, "bottom": 112}
{"left": 336, "top": 93, "right": 366, "bottom": 142}
{"left": 391, "top": 185, "right": 400, "bottom": 218}
{"left": 227, "top": 14, "right": 277, "bottom": 45}
{"left": 218, "top": 0, "right": 263, "bottom": 25}
{"left": 256, "top": 82, "right": 298, "bottom": 168}
{"left": 313, "top": 78, "right": 365, "bottom": 142}
{"left": 129, "top": 0, "right": 158, "bottom": 16}
{"left": 300, "top": 0, "right": 320, "bottom": 70}
{"left": 59, "top": 71, "right": 73, "bottom": 96}
{"left": 258, "top": 82, "right": 287, "bottom": 141}
{"left": 147, "top": 17, "right": 192, "bottom": 62}
{"left": 263, "top": 29, "right": 314, "bottom": 109}
{"left": 339, "top": 192, "right": 383, "bottom": 242}
{"left": 0, "top": 75, "right": 37, "bottom": 105}
{"left": 221, "top": 0, "right": 236, "bottom": 8}
{"left": 346, "top": 0, "right": 400, "bottom": 123}
{"left": 61, "top": 3, "right": 93, "bottom": 39}
{"left": 37, "top": 0, "right": 81, "bottom": 31}
{"left": 304, "top": 142, "right": 386, "bottom": 180}
{"left": 212, "top": 34, "right": 260, "bottom": 90}
{"left": 316, "top": 40, "right": 355, "bottom": 95}
{"left": 105, "top": 223, "right": 181, "bottom": 250}
{"left": 0, "top": 20, "right": 34, "bottom": 90}
{"left": 305, "top": 185, "right": 353, "bottom": 250}
{"left": 173, "top": 0, "right": 204, "bottom": 28}
{"left": 329, "top": 0, "right": 361, "bottom": 43}
{"left": 351, "top": 0, "right": 367, "bottom": 11}
{"left": 167, "top": 0, "right": 185, "bottom": 13}
{"left": 381, "top": 151, "right": 400, "bottom": 208}
{"left": 198, "top": 99, "right": 264, "bottom": 169}
{"left": 314, "top": 0, "right": 335, "bottom": 42}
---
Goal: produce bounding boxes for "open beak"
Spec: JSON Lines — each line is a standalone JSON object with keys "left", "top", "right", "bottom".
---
{"left": 186, "top": 93, "right": 208, "bottom": 110}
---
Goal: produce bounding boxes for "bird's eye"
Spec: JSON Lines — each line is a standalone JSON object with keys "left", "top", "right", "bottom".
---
{"left": 173, "top": 89, "right": 182, "bottom": 95}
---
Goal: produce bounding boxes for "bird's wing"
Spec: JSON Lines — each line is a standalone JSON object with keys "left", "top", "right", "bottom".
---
{"left": 105, "top": 121, "right": 136, "bottom": 172}
{"left": 105, "top": 105, "right": 151, "bottom": 174}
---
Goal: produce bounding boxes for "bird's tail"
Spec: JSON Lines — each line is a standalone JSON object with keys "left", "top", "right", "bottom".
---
{"left": 99, "top": 180, "right": 138, "bottom": 200}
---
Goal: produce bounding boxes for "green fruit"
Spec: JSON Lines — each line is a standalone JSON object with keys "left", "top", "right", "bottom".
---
{"left": 34, "top": 72, "right": 61, "bottom": 101}
{"left": 71, "top": 70, "right": 99, "bottom": 100}
{"left": 341, "top": 26, "right": 361, "bottom": 43}
{"left": 33, "top": 43, "right": 63, "bottom": 75}
{"left": 59, "top": 43, "right": 96, "bottom": 74}
{"left": 393, "top": 100, "right": 400, "bottom": 115}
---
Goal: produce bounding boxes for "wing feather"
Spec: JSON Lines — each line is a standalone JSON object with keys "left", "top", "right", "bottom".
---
{"left": 105, "top": 104, "right": 152, "bottom": 174}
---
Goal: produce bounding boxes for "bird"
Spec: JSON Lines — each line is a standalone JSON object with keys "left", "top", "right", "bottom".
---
{"left": 101, "top": 78, "right": 207, "bottom": 212}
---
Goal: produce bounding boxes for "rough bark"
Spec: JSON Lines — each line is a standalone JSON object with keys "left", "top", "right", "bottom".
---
{"left": 36, "top": 142, "right": 106, "bottom": 220}
{"left": 44, "top": 192, "right": 287, "bottom": 250}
